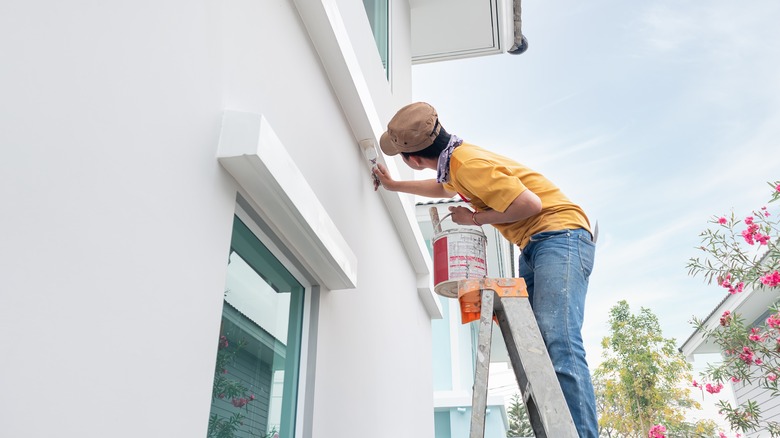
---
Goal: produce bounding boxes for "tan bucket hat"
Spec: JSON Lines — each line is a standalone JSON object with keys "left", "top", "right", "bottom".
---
{"left": 379, "top": 102, "right": 442, "bottom": 156}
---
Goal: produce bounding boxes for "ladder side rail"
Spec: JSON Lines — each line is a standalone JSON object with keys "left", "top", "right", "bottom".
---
{"left": 495, "top": 302, "right": 548, "bottom": 438}
{"left": 469, "top": 289, "right": 494, "bottom": 438}
{"left": 494, "top": 296, "right": 579, "bottom": 438}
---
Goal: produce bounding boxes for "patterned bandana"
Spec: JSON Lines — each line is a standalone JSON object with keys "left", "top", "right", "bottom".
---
{"left": 436, "top": 134, "right": 463, "bottom": 183}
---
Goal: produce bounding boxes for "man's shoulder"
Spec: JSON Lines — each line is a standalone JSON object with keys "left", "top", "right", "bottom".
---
{"left": 453, "top": 142, "right": 511, "bottom": 165}
{"left": 452, "top": 142, "right": 485, "bottom": 160}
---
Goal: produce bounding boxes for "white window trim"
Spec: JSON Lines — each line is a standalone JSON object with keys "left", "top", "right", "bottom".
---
{"left": 217, "top": 110, "right": 357, "bottom": 290}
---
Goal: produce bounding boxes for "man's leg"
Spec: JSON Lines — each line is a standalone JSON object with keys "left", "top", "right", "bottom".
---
{"left": 519, "top": 229, "right": 598, "bottom": 438}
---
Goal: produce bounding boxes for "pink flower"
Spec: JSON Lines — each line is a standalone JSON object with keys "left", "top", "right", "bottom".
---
{"left": 720, "top": 311, "right": 732, "bottom": 326}
{"left": 742, "top": 225, "right": 760, "bottom": 245}
{"left": 767, "top": 314, "right": 780, "bottom": 329}
{"left": 719, "top": 276, "right": 744, "bottom": 294}
{"left": 692, "top": 379, "right": 700, "bottom": 388}
{"left": 718, "top": 217, "right": 727, "bottom": 225}
{"left": 740, "top": 347, "right": 755, "bottom": 365}
{"left": 705, "top": 383, "right": 724, "bottom": 394}
{"left": 768, "top": 374, "right": 777, "bottom": 382}
{"left": 729, "top": 282, "right": 744, "bottom": 294}
{"left": 776, "top": 184, "right": 780, "bottom": 192}
{"left": 719, "top": 432, "right": 727, "bottom": 438}
{"left": 231, "top": 397, "right": 249, "bottom": 408}
{"left": 745, "top": 216, "right": 755, "bottom": 225}
{"left": 749, "top": 327, "right": 765, "bottom": 342}
{"left": 731, "top": 376, "right": 740, "bottom": 383}
{"left": 754, "top": 233, "right": 771, "bottom": 245}
{"left": 760, "top": 271, "right": 780, "bottom": 287}
{"left": 648, "top": 424, "right": 667, "bottom": 438}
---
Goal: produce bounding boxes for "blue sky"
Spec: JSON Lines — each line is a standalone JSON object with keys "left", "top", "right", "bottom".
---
{"left": 412, "top": 0, "right": 780, "bottom": 428}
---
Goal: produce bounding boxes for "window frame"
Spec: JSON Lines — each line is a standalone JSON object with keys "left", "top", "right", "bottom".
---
{"left": 362, "top": 0, "right": 392, "bottom": 81}
{"left": 229, "top": 203, "right": 314, "bottom": 438}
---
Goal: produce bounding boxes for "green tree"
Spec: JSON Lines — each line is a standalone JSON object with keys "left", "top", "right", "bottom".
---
{"left": 506, "top": 393, "right": 533, "bottom": 437}
{"left": 594, "top": 301, "right": 716, "bottom": 437}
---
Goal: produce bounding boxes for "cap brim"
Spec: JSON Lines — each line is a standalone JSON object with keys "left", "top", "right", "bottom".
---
{"left": 379, "top": 131, "right": 400, "bottom": 156}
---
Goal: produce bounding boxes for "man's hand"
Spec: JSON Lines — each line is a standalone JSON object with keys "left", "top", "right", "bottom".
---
{"left": 372, "top": 163, "right": 394, "bottom": 191}
{"left": 448, "top": 206, "right": 479, "bottom": 226}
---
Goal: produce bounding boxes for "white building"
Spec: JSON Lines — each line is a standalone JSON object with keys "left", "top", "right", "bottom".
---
{"left": 681, "top": 285, "right": 780, "bottom": 438}
{"left": 0, "top": 1, "right": 524, "bottom": 437}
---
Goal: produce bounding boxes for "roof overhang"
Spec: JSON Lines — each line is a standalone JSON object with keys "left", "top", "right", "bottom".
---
{"left": 411, "top": 0, "right": 518, "bottom": 63}
{"left": 680, "top": 285, "right": 780, "bottom": 360}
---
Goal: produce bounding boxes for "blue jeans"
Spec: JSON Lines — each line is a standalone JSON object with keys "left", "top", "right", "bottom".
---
{"left": 518, "top": 228, "right": 598, "bottom": 438}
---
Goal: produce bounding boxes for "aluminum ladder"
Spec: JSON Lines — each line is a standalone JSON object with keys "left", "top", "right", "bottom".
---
{"left": 457, "top": 278, "right": 578, "bottom": 438}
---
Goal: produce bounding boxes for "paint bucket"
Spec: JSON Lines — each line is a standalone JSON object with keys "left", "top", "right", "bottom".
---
{"left": 430, "top": 208, "right": 487, "bottom": 298}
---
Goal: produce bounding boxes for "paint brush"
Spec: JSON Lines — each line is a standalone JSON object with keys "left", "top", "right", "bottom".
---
{"left": 359, "top": 139, "right": 381, "bottom": 191}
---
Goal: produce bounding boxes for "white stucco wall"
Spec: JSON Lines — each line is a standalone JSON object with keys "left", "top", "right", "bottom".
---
{"left": 0, "top": 1, "right": 432, "bottom": 437}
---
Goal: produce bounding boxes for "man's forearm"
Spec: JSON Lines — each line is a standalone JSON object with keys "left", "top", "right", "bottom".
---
{"left": 449, "top": 189, "right": 542, "bottom": 226}
{"left": 475, "top": 189, "right": 542, "bottom": 224}
{"left": 385, "top": 179, "right": 454, "bottom": 198}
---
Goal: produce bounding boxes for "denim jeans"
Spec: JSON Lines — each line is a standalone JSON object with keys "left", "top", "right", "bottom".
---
{"left": 518, "top": 228, "right": 598, "bottom": 438}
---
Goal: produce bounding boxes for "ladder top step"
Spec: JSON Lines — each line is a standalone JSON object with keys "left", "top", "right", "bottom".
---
{"left": 457, "top": 278, "right": 528, "bottom": 324}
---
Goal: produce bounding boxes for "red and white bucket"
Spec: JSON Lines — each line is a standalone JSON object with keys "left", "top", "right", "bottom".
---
{"left": 430, "top": 207, "right": 487, "bottom": 298}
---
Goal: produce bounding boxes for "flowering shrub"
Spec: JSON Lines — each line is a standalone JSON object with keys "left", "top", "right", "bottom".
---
{"left": 208, "top": 335, "right": 277, "bottom": 438}
{"left": 687, "top": 181, "right": 780, "bottom": 437}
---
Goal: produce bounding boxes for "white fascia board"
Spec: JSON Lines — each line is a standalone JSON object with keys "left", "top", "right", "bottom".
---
{"left": 679, "top": 295, "right": 732, "bottom": 360}
{"left": 680, "top": 286, "right": 779, "bottom": 360}
{"left": 217, "top": 110, "right": 357, "bottom": 290}
{"left": 293, "top": 0, "right": 441, "bottom": 319}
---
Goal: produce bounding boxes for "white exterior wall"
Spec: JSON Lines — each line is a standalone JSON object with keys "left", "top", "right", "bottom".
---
{"left": 0, "top": 1, "right": 434, "bottom": 437}
{"left": 732, "top": 378, "right": 780, "bottom": 438}
{"left": 731, "top": 312, "right": 780, "bottom": 438}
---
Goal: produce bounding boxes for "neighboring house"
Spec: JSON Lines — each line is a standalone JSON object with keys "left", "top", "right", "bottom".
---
{"left": 680, "top": 285, "right": 780, "bottom": 438}
{"left": 416, "top": 199, "right": 517, "bottom": 438}
{"left": 1, "top": 1, "right": 524, "bottom": 438}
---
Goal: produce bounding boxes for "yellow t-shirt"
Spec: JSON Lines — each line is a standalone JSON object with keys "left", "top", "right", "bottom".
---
{"left": 442, "top": 143, "right": 590, "bottom": 248}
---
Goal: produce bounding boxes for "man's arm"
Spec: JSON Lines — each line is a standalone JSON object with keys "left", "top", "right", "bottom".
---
{"left": 373, "top": 163, "right": 456, "bottom": 198}
{"left": 448, "top": 189, "right": 542, "bottom": 226}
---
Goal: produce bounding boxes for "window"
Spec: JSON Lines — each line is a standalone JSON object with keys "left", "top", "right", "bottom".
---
{"left": 207, "top": 216, "right": 305, "bottom": 438}
{"left": 362, "top": 0, "right": 389, "bottom": 78}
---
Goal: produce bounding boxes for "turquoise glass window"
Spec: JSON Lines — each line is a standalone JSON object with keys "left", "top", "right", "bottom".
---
{"left": 207, "top": 216, "right": 304, "bottom": 438}
{"left": 362, "top": 0, "right": 389, "bottom": 78}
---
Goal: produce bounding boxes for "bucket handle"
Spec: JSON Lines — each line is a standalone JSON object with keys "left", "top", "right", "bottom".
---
{"left": 430, "top": 207, "right": 453, "bottom": 234}
{"left": 430, "top": 206, "right": 486, "bottom": 237}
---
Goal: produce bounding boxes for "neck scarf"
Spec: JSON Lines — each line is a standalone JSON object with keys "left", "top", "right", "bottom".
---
{"left": 436, "top": 134, "right": 463, "bottom": 183}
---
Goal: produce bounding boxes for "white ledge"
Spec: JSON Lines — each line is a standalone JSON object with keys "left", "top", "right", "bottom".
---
{"left": 217, "top": 110, "right": 357, "bottom": 290}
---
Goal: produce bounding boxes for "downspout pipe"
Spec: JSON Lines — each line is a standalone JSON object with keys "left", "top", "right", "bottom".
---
{"left": 507, "top": 0, "right": 529, "bottom": 55}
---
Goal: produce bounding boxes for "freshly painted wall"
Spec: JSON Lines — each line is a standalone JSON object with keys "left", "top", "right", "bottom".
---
{"left": 0, "top": 1, "right": 433, "bottom": 437}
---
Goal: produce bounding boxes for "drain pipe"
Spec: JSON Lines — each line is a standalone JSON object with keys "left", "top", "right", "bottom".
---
{"left": 507, "top": 0, "right": 529, "bottom": 55}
